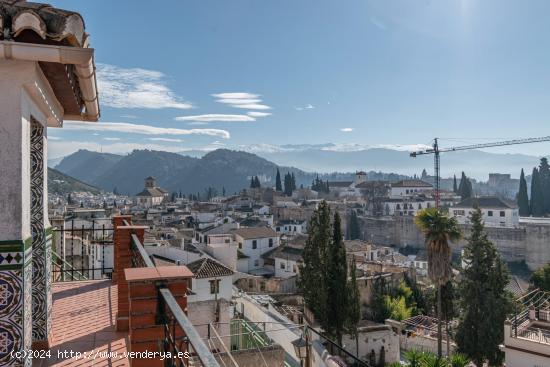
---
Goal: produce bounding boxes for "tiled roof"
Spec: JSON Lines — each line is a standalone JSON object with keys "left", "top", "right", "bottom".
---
{"left": 0, "top": 1, "right": 87, "bottom": 47}
{"left": 454, "top": 196, "right": 515, "bottom": 209}
{"left": 391, "top": 180, "right": 433, "bottom": 188}
{"left": 135, "top": 187, "right": 165, "bottom": 197}
{"left": 232, "top": 227, "right": 277, "bottom": 239}
{"left": 270, "top": 246, "right": 303, "bottom": 262}
{"left": 186, "top": 258, "right": 233, "bottom": 279}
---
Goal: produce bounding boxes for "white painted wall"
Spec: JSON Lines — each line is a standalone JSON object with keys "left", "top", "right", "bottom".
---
{"left": 235, "top": 235, "right": 279, "bottom": 271}
{"left": 189, "top": 276, "right": 233, "bottom": 303}
{"left": 452, "top": 207, "right": 519, "bottom": 227}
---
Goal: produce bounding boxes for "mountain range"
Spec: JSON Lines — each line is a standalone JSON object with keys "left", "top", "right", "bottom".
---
{"left": 48, "top": 168, "right": 101, "bottom": 195}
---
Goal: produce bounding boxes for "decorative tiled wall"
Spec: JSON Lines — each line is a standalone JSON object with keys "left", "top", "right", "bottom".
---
{"left": 0, "top": 240, "right": 32, "bottom": 366}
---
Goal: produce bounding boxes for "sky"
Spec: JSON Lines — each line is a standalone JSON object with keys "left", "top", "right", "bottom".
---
{"left": 48, "top": 0, "right": 550, "bottom": 159}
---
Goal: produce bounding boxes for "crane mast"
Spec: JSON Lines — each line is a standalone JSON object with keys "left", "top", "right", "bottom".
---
{"left": 410, "top": 135, "right": 550, "bottom": 208}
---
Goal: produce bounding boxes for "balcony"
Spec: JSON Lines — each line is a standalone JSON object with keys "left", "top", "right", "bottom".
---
{"left": 39, "top": 216, "right": 221, "bottom": 367}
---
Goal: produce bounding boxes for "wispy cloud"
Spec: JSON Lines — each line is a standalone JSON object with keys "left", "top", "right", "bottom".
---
{"left": 295, "top": 104, "right": 315, "bottom": 111}
{"left": 97, "top": 64, "right": 193, "bottom": 109}
{"left": 48, "top": 136, "right": 62, "bottom": 140}
{"left": 247, "top": 112, "right": 272, "bottom": 117}
{"left": 64, "top": 121, "right": 230, "bottom": 139}
{"left": 370, "top": 17, "right": 387, "bottom": 31}
{"left": 212, "top": 92, "right": 271, "bottom": 110}
{"left": 174, "top": 114, "right": 255, "bottom": 122}
{"left": 48, "top": 141, "right": 184, "bottom": 159}
{"left": 148, "top": 138, "right": 184, "bottom": 143}
{"left": 104, "top": 137, "right": 121, "bottom": 141}
{"left": 340, "top": 128, "right": 354, "bottom": 132}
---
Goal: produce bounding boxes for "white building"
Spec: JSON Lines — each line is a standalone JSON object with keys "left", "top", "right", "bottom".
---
{"left": 381, "top": 197, "right": 436, "bottom": 216}
{"left": 451, "top": 197, "right": 519, "bottom": 227}
{"left": 390, "top": 180, "right": 433, "bottom": 198}
{"left": 272, "top": 246, "right": 303, "bottom": 278}
{"left": 233, "top": 227, "right": 279, "bottom": 272}
{"left": 135, "top": 176, "right": 169, "bottom": 208}
{"left": 274, "top": 220, "right": 307, "bottom": 235}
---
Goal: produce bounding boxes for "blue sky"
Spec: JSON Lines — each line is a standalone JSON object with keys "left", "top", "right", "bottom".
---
{"left": 49, "top": 0, "right": 550, "bottom": 159}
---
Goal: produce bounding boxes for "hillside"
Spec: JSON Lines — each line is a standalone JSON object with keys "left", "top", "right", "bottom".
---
{"left": 48, "top": 168, "right": 101, "bottom": 195}
{"left": 55, "top": 149, "right": 314, "bottom": 196}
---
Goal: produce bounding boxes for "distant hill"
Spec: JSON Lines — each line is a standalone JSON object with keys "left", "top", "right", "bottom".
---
{"left": 48, "top": 168, "right": 101, "bottom": 195}
{"left": 55, "top": 149, "right": 123, "bottom": 184}
{"left": 55, "top": 149, "right": 320, "bottom": 196}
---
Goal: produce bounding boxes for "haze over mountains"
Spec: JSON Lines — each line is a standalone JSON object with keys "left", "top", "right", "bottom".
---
{"left": 51, "top": 146, "right": 546, "bottom": 196}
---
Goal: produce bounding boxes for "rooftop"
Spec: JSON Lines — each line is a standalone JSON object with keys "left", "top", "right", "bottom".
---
{"left": 186, "top": 258, "right": 234, "bottom": 279}
{"left": 33, "top": 280, "right": 128, "bottom": 367}
{"left": 454, "top": 196, "right": 515, "bottom": 209}
{"left": 391, "top": 179, "right": 433, "bottom": 188}
{"left": 232, "top": 227, "right": 277, "bottom": 239}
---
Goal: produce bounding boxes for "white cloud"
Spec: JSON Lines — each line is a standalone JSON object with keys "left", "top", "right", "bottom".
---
{"left": 48, "top": 136, "right": 62, "bottom": 140}
{"left": 295, "top": 104, "right": 315, "bottom": 111}
{"left": 148, "top": 138, "right": 184, "bottom": 143}
{"left": 174, "top": 114, "right": 255, "bottom": 122}
{"left": 48, "top": 141, "right": 184, "bottom": 158}
{"left": 104, "top": 137, "right": 121, "bottom": 141}
{"left": 212, "top": 92, "right": 271, "bottom": 111}
{"left": 97, "top": 64, "right": 193, "bottom": 109}
{"left": 64, "top": 121, "right": 230, "bottom": 139}
{"left": 247, "top": 112, "right": 272, "bottom": 117}
{"left": 211, "top": 93, "right": 259, "bottom": 99}
{"left": 340, "top": 128, "right": 354, "bottom": 132}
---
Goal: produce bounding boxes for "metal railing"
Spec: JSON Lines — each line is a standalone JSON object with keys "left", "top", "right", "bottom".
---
{"left": 159, "top": 289, "right": 221, "bottom": 367}
{"left": 518, "top": 326, "right": 550, "bottom": 344}
{"left": 130, "top": 230, "right": 221, "bottom": 367}
{"left": 51, "top": 219, "right": 113, "bottom": 282}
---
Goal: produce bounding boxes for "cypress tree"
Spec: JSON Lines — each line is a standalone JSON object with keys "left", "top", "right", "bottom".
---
{"left": 530, "top": 167, "right": 545, "bottom": 217}
{"left": 298, "top": 201, "right": 331, "bottom": 332}
{"left": 250, "top": 176, "right": 255, "bottom": 188}
{"left": 517, "top": 169, "right": 530, "bottom": 216}
{"left": 275, "top": 169, "right": 282, "bottom": 191}
{"left": 326, "top": 212, "right": 348, "bottom": 345}
{"left": 346, "top": 257, "right": 361, "bottom": 356}
{"left": 539, "top": 158, "right": 550, "bottom": 214}
{"left": 458, "top": 172, "right": 472, "bottom": 199}
{"left": 291, "top": 172, "right": 297, "bottom": 191}
{"left": 455, "top": 207, "right": 513, "bottom": 367}
{"left": 348, "top": 210, "right": 360, "bottom": 240}
{"left": 453, "top": 175, "right": 458, "bottom": 193}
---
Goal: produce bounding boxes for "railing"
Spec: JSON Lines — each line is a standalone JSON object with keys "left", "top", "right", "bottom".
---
{"left": 51, "top": 219, "right": 113, "bottom": 282}
{"left": 518, "top": 326, "right": 550, "bottom": 344}
{"left": 130, "top": 230, "right": 221, "bottom": 367}
{"left": 159, "top": 289, "right": 221, "bottom": 367}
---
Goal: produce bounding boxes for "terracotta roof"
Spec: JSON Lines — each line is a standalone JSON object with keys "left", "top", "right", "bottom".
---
{"left": 454, "top": 196, "right": 515, "bottom": 209}
{"left": 391, "top": 180, "right": 433, "bottom": 188}
{"left": 0, "top": 1, "right": 87, "bottom": 47}
{"left": 232, "top": 227, "right": 277, "bottom": 239}
{"left": 270, "top": 246, "right": 303, "bottom": 262}
{"left": 186, "top": 258, "right": 233, "bottom": 279}
{"left": 135, "top": 187, "right": 166, "bottom": 197}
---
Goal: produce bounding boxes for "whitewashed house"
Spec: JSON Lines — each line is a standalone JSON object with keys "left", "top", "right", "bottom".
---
{"left": 451, "top": 197, "right": 519, "bottom": 227}
{"left": 273, "top": 246, "right": 303, "bottom": 278}
{"left": 390, "top": 180, "right": 433, "bottom": 198}
{"left": 233, "top": 227, "right": 279, "bottom": 273}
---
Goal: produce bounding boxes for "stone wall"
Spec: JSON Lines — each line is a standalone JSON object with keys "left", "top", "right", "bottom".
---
{"left": 360, "top": 216, "right": 550, "bottom": 271}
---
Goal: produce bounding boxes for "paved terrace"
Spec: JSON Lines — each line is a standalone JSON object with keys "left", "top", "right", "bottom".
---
{"left": 33, "top": 280, "right": 129, "bottom": 367}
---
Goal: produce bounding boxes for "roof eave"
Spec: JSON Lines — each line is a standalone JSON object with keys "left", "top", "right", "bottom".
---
{"left": 0, "top": 40, "right": 99, "bottom": 123}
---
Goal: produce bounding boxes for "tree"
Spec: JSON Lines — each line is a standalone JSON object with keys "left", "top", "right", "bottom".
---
{"left": 222, "top": 186, "right": 226, "bottom": 197}
{"left": 421, "top": 169, "right": 428, "bottom": 179}
{"left": 517, "top": 169, "right": 530, "bottom": 216}
{"left": 415, "top": 208, "right": 461, "bottom": 358}
{"left": 530, "top": 263, "right": 550, "bottom": 291}
{"left": 539, "top": 158, "right": 550, "bottom": 215}
{"left": 113, "top": 186, "right": 119, "bottom": 195}
{"left": 67, "top": 193, "right": 73, "bottom": 205}
{"left": 326, "top": 212, "right": 348, "bottom": 345}
{"left": 453, "top": 175, "right": 458, "bottom": 193}
{"left": 458, "top": 172, "right": 472, "bottom": 199}
{"left": 284, "top": 172, "right": 294, "bottom": 196}
{"left": 275, "top": 169, "right": 282, "bottom": 191}
{"left": 346, "top": 257, "right": 361, "bottom": 356}
{"left": 455, "top": 207, "right": 513, "bottom": 367}
{"left": 298, "top": 201, "right": 331, "bottom": 332}
{"left": 348, "top": 210, "right": 360, "bottom": 240}
{"left": 530, "top": 167, "right": 545, "bottom": 217}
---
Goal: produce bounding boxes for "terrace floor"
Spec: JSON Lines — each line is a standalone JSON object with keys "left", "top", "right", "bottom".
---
{"left": 33, "top": 280, "right": 129, "bottom": 367}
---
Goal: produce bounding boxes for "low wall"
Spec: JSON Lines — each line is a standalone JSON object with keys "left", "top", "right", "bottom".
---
{"left": 360, "top": 216, "right": 550, "bottom": 271}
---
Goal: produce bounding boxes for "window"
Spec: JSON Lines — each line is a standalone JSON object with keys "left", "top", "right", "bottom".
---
{"left": 269, "top": 238, "right": 273, "bottom": 247}
{"left": 252, "top": 240, "right": 257, "bottom": 249}
{"left": 254, "top": 259, "right": 259, "bottom": 267}
{"left": 209, "top": 279, "right": 220, "bottom": 294}
{"left": 280, "top": 262, "right": 286, "bottom": 269}
{"left": 238, "top": 242, "right": 242, "bottom": 249}
{"left": 488, "top": 211, "right": 493, "bottom": 217}
{"left": 500, "top": 211, "right": 505, "bottom": 217}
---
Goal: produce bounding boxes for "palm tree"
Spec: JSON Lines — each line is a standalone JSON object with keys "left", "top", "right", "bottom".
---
{"left": 415, "top": 208, "right": 461, "bottom": 358}
{"left": 404, "top": 349, "right": 424, "bottom": 367}
{"left": 421, "top": 352, "right": 448, "bottom": 367}
{"left": 448, "top": 353, "right": 470, "bottom": 367}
